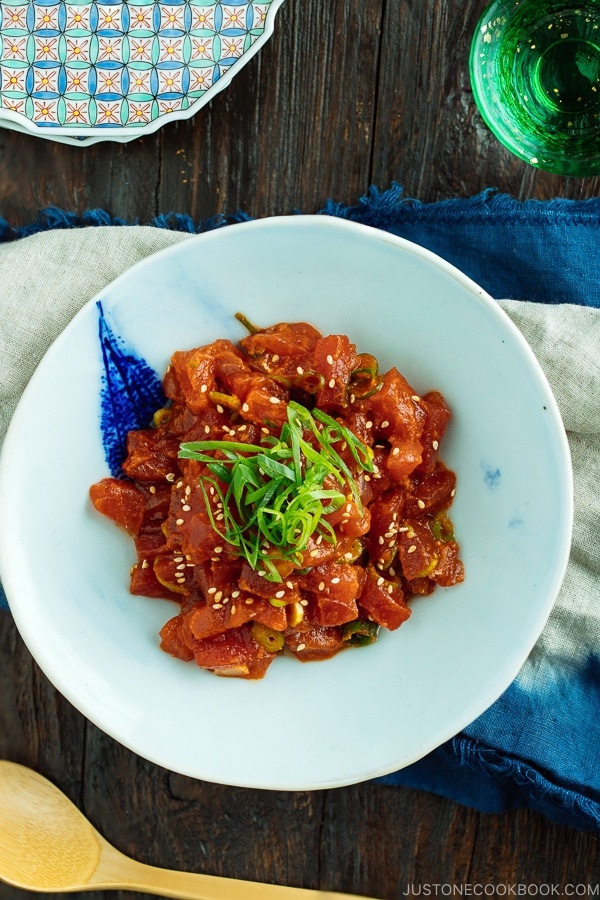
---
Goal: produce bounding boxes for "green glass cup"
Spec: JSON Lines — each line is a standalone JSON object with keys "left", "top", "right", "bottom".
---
{"left": 470, "top": 0, "right": 600, "bottom": 176}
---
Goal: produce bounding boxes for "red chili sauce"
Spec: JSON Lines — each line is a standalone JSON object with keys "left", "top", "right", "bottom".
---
{"left": 90, "top": 319, "right": 464, "bottom": 679}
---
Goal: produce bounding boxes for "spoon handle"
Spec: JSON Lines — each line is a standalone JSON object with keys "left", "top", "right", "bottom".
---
{"left": 91, "top": 842, "right": 376, "bottom": 900}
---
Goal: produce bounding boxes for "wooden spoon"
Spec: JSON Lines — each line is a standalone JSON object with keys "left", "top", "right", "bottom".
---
{"left": 0, "top": 761, "right": 375, "bottom": 899}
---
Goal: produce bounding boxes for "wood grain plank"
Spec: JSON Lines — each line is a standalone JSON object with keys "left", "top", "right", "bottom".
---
{"left": 155, "top": 0, "right": 385, "bottom": 220}
{"left": 0, "top": 0, "right": 385, "bottom": 227}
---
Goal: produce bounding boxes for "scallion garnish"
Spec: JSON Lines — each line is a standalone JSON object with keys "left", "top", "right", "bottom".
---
{"left": 179, "top": 401, "right": 374, "bottom": 581}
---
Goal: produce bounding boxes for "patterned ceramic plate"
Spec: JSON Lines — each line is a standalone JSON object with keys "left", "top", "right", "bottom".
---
{"left": 0, "top": 0, "right": 284, "bottom": 141}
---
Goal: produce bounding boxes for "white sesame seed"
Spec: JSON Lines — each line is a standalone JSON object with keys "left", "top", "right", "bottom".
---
{"left": 451, "top": 488, "right": 456, "bottom": 497}
{"left": 200, "top": 384, "right": 208, "bottom": 393}
{"left": 238, "top": 424, "right": 247, "bottom": 431}
{"left": 175, "top": 518, "right": 184, "bottom": 525}
{"left": 166, "top": 472, "right": 175, "bottom": 482}
{"left": 213, "top": 603, "right": 223, "bottom": 609}
{"left": 204, "top": 424, "right": 210, "bottom": 434}
{"left": 174, "top": 556, "right": 183, "bottom": 562}
{"left": 326, "top": 354, "right": 334, "bottom": 365}
{"left": 411, "top": 395, "right": 421, "bottom": 402}
{"left": 366, "top": 420, "right": 373, "bottom": 429}
{"left": 176, "top": 563, "right": 186, "bottom": 570}
{"left": 310, "top": 549, "right": 319, "bottom": 557}
{"left": 182, "top": 504, "right": 191, "bottom": 512}
{"left": 231, "top": 590, "right": 240, "bottom": 598}
{"left": 275, "top": 590, "right": 285, "bottom": 598}
{"left": 231, "top": 605, "right": 236, "bottom": 615}
{"left": 328, "top": 378, "right": 336, "bottom": 388}
{"left": 269, "top": 396, "right": 281, "bottom": 404}
{"left": 214, "top": 591, "right": 223, "bottom": 601}
{"left": 216, "top": 404, "right": 224, "bottom": 414}
{"left": 286, "top": 581, "right": 294, "bottom": 589}
{"left": 392, "top": 447, "right": 400, "bottom": 456}
{"left": 377, "top": 576, "right": 384, "bottom": 586}
{"left": 387, "top": 584, "right": 393, "bottom": 594}
{"left": 261, "top": 427, "right": 269, "bottom": 434}
{"left": 214, "top": 546, "right": 223, "bottom": 554}
{"left": 149, "top": 485, "right": 156, "bottom": 494}
{"left": 318, "top": 581, "right": 325, "bottom": 591}
{"left": 378, "top": 536, "right": 385, "bottom": 545}
{"left": 176, "top": 480, "right": 183, "bottom": 488}
{"left": 272, "top": 354, "right": 280, "bottom": 362}
{"left": 433, "top": 440, "right": 439, "bottom": 450}
{"left": 350, "top": 393, "right": 356, "bottom": 403}
{"left": 344, "top": 552, "right": 354, "bottom": 560}
{"left": 141, "top": 559, "right": 149, "bottom": 569}
{"left": 300, "top": 599, "right": 309, "bottom": 606}
{"left": 242, "top": 403, "right": 249, "bottom": 412}
{"left": 381, "top": 420, "right": 390, "bottom": 428}
{"left": 297, "top": 643, "right": 306, "bottom": 651}
{"left": 417, "top": 500, "right": 425, "bottom": 509}
{"left": 408, "top": 545, "right": 417, "bottom": 554}
{"left": 389, "top": 567, "right": 396, "bottom": 576}
{"left": 297, "top": 366, "right": 304, "bottom": 375}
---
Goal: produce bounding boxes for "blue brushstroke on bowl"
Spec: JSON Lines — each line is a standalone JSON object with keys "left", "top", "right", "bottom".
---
{"left": 97, "top": 301, "right": 165, "bottom": 476}
{"left": 482, "top": 464, "right": 502, "bottom": 490}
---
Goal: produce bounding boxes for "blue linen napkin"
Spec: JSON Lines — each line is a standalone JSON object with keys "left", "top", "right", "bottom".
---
{"left": 0, "top": 185, "right": 598, "bottom": 833}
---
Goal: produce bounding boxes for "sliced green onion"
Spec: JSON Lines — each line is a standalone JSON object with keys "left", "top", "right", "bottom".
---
{"left": 179, "top": 401, "right": 373, "bottom": 581}
{"left": 235, "top": 311, "right": 261, "bottom": 334}
{"left": 342, "top": 619, "right": 380, "bottom": 646}
{"left": 251, "top": 622, "right": 285, "bottom": 652}
{"left": 431, "top": 511, "right": 455, "bottom": 542}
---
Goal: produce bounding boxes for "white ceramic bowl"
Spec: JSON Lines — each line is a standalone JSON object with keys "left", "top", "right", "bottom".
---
{"left": 0, "top": 216, "right": 573, "bottom": 789}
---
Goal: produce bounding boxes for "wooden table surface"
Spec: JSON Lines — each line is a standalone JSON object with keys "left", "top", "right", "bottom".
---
{"left": 0, "top": 1, "right": 598, "bottom": 897}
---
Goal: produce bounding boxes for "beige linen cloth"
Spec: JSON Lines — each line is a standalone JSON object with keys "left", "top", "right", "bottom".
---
{"left": 0, "top": 225, "right": 598, "bottom": 674}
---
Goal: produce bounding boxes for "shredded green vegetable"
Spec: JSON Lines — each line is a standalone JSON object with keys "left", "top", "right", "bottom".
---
{"left": 342, "top": 619, "right": 380, "bottom": 646}
{"left": 179, "top": 401, "right": 374, "bottom": 582}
